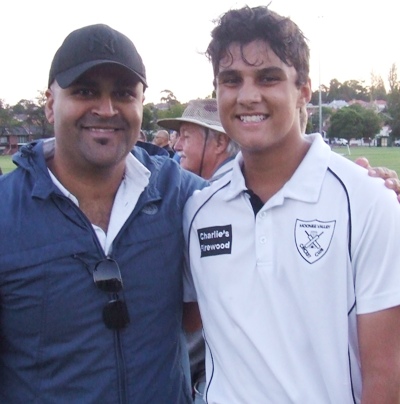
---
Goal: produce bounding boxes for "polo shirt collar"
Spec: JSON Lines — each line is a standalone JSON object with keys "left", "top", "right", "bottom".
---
{"left": 223, "top": 133, "right": 331, "bottom": 204}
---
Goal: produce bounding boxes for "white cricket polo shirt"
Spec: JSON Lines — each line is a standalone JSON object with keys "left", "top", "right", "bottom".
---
{"left": 183, "top": 133, "right": 400, "bottom": 403}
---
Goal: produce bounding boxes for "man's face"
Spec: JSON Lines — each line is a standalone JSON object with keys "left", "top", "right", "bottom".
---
{"left": 169, "top": 131, "right": 178, "bottom": 148}
{"left": 174, "top": 122, "right": 214, "bottom": 177}
{"left": 152, "top": 131, "right": 169, "bottom": 147}
{"left": 216, "top": 40, "right": 310, "bottom": 155}
{"left": 45, "top": 64, "right": 144, "bottom": 172}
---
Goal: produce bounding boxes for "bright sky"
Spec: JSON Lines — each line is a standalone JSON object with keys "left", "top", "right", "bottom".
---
{"left": 1, "top": 0, "right": 398, "bottom": 106}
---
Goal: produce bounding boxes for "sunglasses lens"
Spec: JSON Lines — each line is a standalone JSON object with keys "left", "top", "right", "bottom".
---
{"left": 103, "top": 300, "right": 130, "bottom": 329}
{"left": 94, "top": 258, "right": 123, "bottom": 293}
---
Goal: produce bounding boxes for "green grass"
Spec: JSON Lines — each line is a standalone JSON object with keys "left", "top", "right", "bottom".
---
{"left": 2, "top": 146, "right": 400, "bottom": 176}
{"left": 0, "top": 155, "right": 16, "bottom": 174}
{"left": 331, "top": 146, "right": 400, "bottom": 175}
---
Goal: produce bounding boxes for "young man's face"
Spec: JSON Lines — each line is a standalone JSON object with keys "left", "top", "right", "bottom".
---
{"left": 216, "top": 40, "right": 310, "bottom": 155}
{"left": 45, "top": 64, "right": 144, "bottom": 172}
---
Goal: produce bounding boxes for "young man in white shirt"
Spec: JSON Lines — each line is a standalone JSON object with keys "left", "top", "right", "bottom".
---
{"left": 183, "top": 6, "right": 400, "bottom": 403}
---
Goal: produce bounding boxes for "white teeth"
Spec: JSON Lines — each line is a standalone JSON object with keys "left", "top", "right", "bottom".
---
{"left": 239, "top": 115, "right": 265, "bottom": 123}
{"left": 89, "top": 128, "right": 116, "bottom": 132}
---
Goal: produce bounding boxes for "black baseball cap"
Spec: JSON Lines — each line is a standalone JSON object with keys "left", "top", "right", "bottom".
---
{"left": 48, "top": 24, "right": 147, "bottom": 89}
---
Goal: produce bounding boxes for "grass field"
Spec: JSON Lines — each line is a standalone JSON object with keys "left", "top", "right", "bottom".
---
{"left": 1, "top": 146, "right": 400, "bottom": 175}
{"left": 0, "top": 155, "right": 15, "bottom": 174}
{"left": 331, "top": 146, "right": 400, "bottom": 175}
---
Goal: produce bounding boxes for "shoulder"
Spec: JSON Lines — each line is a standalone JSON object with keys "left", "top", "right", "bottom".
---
{"left": 133, "top": 148, "right": 207, "bottom": 200}
{"left": 327, "top": 151, "right": 392, "bottom": 197}
{"left": 184, "top": 172, "right": 231, "bottom": 214}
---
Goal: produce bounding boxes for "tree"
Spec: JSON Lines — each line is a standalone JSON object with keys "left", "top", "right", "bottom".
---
{"left": 156, "top": 103, "right": 186, "bottom": 121}
{"left": 33, "top": 90, "right": 53, "bottom": 138}
{"left": 0, "top": 99, "right": 20, "bottom": 129}
{"left": 369, "top": 71, "right": 387, "bottom": 101}
{"left": 310, "top": 84, "right": 328, "bottom": 105}
{"left": 326, "top": 79, "right": 342, "bottom": 102}
{"left": 327, "top": 104, "right": 381, "bottom": 141}
{"left": 387, "top": 64, "right": 400, "bottom": 139}
{"left": 356, "top": 105, "right": 382, "bottom": 140}
{"left": 307, "top": 106, "right": 333, "bottom": 134}
{"left": 328, "top": 107, "right": 364, "bottom": 140}
{"left": 388, "top": 63, "right": 399, "bottom": 92}
{"left": 142, "top": 104, "right": 156, "bottom": 132}
{"left": 11, "top": 93, "right": 53, "bottom": 138}
{"left": 160, "top": 89, "right": 178, "bottom": 105}
{"left": 340, "top": 80, "right": 369, "bottom": 102}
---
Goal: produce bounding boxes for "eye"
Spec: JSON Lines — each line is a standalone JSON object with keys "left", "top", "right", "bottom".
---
{"left": 258, "top": 68, "right": 284, "bottom": 85}
{"left": 115, "top": 89, "right": 136, "bottom": 99}
{"left": 218, "top": 73, "right": 241, "bottom": 86}
{"left": 73, "top": 87, "right": 96, "bottom": 97}
{"left": 259, "top": 74, "right": 280, "bottom": 85}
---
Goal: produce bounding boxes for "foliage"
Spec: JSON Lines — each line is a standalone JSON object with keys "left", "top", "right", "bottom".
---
{"left": 142, "top": 104, "right": 156, "bottom": 132}
{"left": 328, "top": 104, "right": 381, "bottom": 140}
{"left": 0, "top": 99, "right": 19, "bottom": 128}
{"left": 387, "top": 64, "right": 400, "bottom": 139}
{"left": 369, "top": 71, "right": 387, "bottom": 100}
{"left": 308, "top": 106, "right": 332, "bottom": 134}
{"left": 160, "top": 89, "right": 178, "bottom": 104}
{"left": 141, "top": 101, "right": 186, "bottom": 133}
{"left": 156, "top": 103, "right": 186, "bottom": 122}
{"left": 1, "top": 67, "right": 400, "bottom": 142}
{"left": 312, "top": 79, "right": 371, "bottom": 104}
{"left": 328, "top": 107, "right": 363, "bottom": 140}
{"left": 2, "top": 92, "right": 53, "bottom": 138}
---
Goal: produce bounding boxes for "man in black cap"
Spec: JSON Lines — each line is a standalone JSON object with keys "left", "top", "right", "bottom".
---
{"left": 0, "top": 24, "right": 204, "bottom": 403}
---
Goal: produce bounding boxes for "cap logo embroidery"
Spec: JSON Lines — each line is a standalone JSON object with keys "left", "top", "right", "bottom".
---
{"left": 294, "top": 219, "right": 336, "bottom": 264}
{"left": 89, "top": 33, "right": 116, "bottom": 55}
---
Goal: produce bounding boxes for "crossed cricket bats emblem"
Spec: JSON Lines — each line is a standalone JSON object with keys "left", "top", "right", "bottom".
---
{"left": 300, "top": 231, "right": 324, "bottom": 258}
{"left": 295, "top": 220, "right": 336, "bottom": 264}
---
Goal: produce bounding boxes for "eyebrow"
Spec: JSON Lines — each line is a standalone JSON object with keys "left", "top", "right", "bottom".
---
{"left": 218, "top": 66, "right": 285, "bottom": 78}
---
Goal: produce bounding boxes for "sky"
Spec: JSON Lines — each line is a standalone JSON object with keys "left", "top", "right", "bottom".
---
{"left": 1, "top": 0, "right": 398, "bottom": 106}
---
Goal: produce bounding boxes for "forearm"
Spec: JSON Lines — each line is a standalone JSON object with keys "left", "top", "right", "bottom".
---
{"left": 358, "top": 306, "right": 400, "bottom": 404}
{"left": 361, "top": 373, "right": 400, "bottom": 404}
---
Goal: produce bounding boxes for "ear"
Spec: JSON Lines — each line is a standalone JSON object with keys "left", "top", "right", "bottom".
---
{"left": 214, "top": 132, "right": 230, "bottom": 155}
{"left": 45, "top": 88, "right": 55, "bottom": 124}
{"left": 297, "top": 78, "right": 312, "bottom": 108}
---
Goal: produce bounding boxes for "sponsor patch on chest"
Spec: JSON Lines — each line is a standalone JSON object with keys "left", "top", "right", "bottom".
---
{"left": 197, "top": 225, "right": 232, "bottom": 257}
{"left": 295, "top": 219, "right": 336, "bottom": 264}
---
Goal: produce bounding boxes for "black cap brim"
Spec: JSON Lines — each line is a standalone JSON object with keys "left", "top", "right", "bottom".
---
{"left": 55, "top": 60, "right": 147, "bottom": 89}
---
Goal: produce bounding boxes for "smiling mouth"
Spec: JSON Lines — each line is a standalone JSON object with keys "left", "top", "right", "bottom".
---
{"left": 84, "top": 127, "right": 119, "bottom": 132}
{"left": 239, "top": 115, "right": 267, "bottom": 123}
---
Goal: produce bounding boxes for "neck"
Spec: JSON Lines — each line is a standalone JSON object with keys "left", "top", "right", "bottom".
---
{"left": 48, "top": 157, "right": 126, "bottom": 232}
{"left": 241, "top": 136, "right": 311, "bottom": 203}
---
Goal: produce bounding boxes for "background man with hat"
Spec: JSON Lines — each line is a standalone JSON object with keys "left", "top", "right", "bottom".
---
{"left": 0, "top": 23, "right": 205, "bottom": 403}
{"left": 158, "top": 98, "right": 238, "bottom": 403}
{"left": 158, "top": 99, "right": 239, "bottom": 182}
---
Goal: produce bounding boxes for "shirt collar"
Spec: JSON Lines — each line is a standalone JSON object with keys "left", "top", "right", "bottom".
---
{"left": 223, "top": 133, "right": 331, "bottom": 205}
{"left": 48, "top": 151, "right": 150, "bottom": 204}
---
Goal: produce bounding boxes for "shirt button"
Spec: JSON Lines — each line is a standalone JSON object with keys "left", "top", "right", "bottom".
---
{"left": 260, "top": 236, "right": 267, "bottom": 244}
{"left": 260, "top": 211, "right": 267, "bottom": 218}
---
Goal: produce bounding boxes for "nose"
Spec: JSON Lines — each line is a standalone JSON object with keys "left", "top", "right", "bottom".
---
{"left": 92, "top": 95, "right": 118, "bottom": 117}
{"left": 237, "top": 80, "right": 262, "bottom": 106}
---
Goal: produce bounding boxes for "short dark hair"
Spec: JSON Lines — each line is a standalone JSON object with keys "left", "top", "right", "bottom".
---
{"left": 206, "top": 6, "right": 310, "bottom": 87}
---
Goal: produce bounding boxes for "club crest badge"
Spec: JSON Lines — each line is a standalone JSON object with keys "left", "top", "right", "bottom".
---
{"left": 295, "top": 219, "right": 336, "bottom": 264}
